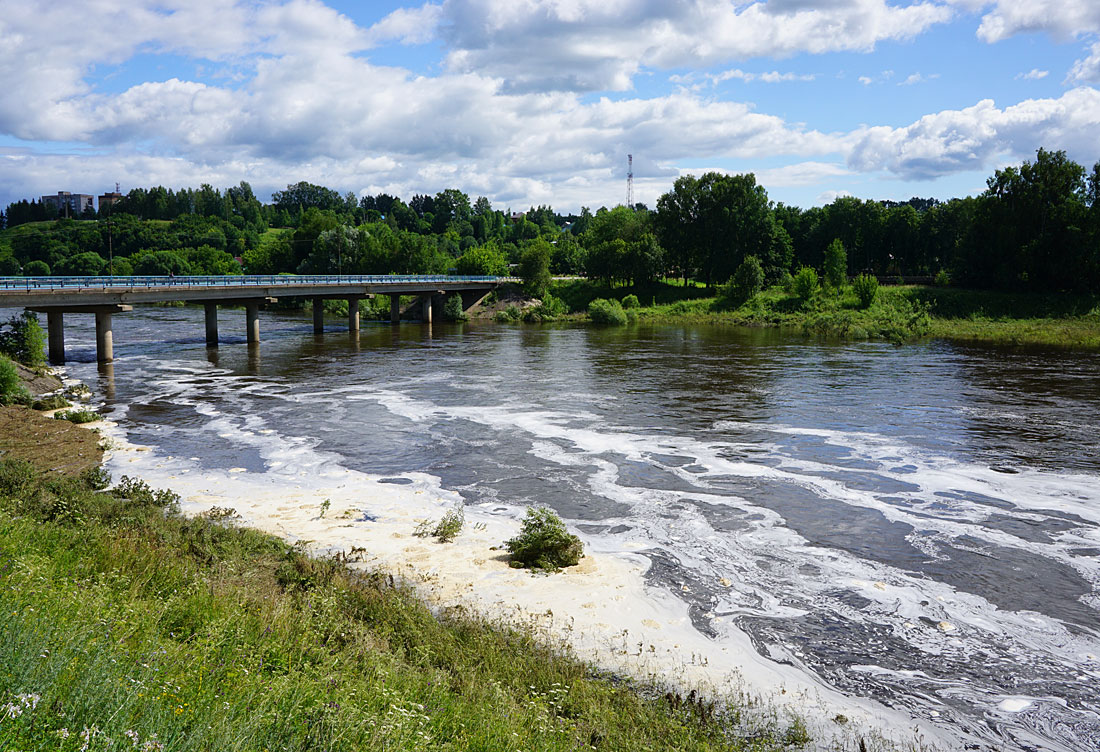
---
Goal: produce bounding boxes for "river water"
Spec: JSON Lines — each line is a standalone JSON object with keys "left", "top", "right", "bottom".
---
{"left": 38, "top": 305, "right": 1100, "bottom": 751}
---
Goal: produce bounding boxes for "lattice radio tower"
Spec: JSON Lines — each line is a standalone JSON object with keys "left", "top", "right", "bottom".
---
{"left": 626, "top": 154, "right": 634, "bottom": 208}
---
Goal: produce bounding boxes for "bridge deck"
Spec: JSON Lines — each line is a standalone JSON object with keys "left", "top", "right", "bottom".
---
{"left": 0, "top": 275, "right": 501, "bottom": 308}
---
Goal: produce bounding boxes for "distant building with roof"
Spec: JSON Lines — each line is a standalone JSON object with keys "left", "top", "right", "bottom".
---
{"left": 41, "top": 191, "right": 95, "bottom": 217}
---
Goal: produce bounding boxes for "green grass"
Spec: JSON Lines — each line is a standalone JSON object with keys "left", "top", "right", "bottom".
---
{"left": 554, "top": 279, "right": 1100, "bottom": 347}
{"left": 0, "top": 459, "right": 804, "bottom": 752}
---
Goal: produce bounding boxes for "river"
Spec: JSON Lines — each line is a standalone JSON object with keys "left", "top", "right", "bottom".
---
{"left": 39, "top": 304, "right": 1100, "bottom": 751}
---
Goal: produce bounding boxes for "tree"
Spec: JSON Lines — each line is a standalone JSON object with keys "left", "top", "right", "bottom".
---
{"left": 57, "top": 252, "right": 108, "bottom": 276}
{"left": 455, "top": 245, "right": 509, "bottom": 276}
{"left": 655, "top": 172, "right": 776, "bottom": 287}
{"left": 823, "top": 239, "right": 847, "bottom": 289}
{"left": 519, "top": 239, "right": 553, "bottom": 298}
{"left": 132, "top": 251, "right": 191, "bottom": 276}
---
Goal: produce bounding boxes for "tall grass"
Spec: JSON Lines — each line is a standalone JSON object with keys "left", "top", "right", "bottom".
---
{"left": 0, "top": 459, "right": 802, "bottom": 751}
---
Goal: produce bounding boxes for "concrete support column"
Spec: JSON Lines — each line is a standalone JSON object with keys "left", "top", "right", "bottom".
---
{"left": 348, "top": 296, "right": 361, "bottom": 333}
{"left": 47, "top": 310, "right": 65, "bottom": 364}
{"left": 419, "top": 295, "right": 432, "bottom": 324}
{"left": 390, "top": 294, "right": 401, "bottom": 324}
{"left": 94, "top": 312, "right": 113, "bottom": 363}
{"left": 245, "top": 302, "right": 260, "bottom": 344}
{"left": 312, "top": 297, "right": 324, "bottom": 334}
{"left": 204, "top": 303, "right": 218, "bottom": 347}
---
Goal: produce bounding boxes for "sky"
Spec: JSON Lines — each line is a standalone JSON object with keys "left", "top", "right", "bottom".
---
{"left": 1, "top": 0, "right": 1099, "bottom": 214}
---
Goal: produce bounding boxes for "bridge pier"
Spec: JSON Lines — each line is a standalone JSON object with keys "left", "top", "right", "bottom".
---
{"left": 313, "top": 298, "right": 324, "bottom": 334}
{"left": 47, "top": 311, "right": 64, "bottom": 364}
{"left": 204, "top": 303, "right": 218, "bottom": 347}
{"left": 348, "top": 297, "right": 361, "bottom": 334}
{"left": 246, "top": 302, "right": 260, "bottom": 344}
{"left": 419, "top": 295, "right": 432, "bottom": 324}
{"left": 390, "top": 294, "right": 401, "bottom": 324}
{"left": 95, "top": 312, "right": 114, "bottom": 363}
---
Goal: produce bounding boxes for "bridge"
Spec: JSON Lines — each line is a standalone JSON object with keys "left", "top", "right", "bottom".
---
{"left": 0, "top": 275, "right": 502, "bottom": 364}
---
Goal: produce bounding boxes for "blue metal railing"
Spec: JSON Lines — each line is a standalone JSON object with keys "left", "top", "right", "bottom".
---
{"left": 0, "top": 275, "right": 501, "bottom": 291}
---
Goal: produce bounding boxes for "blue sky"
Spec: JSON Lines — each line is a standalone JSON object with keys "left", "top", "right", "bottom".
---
{"left": 1, "top": 0, "right": 1099, "bottom": 213}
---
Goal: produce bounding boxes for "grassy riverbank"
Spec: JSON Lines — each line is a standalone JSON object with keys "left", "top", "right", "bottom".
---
{"left": 552, "top": 280, "right": 1100, "bottom": 348}
{"left": 0, "top": 409, "right": 819, "bottom": 752}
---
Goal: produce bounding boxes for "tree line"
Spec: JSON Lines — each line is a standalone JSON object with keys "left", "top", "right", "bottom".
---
{"left": 2, "top": 149, "right": 1098, "bottom": 293}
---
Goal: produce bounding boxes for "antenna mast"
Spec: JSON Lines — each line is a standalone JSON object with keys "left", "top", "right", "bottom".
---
{"left": 626, "top": 154, "right": 634, "bottom": 208}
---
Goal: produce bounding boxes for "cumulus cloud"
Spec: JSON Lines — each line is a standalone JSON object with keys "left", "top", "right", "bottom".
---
{"left": 969, "top": 0, "right": 1100, "bottom": 43}
{"left": 1068, "top": 42, "right": 1100, "bottom": 83}
{"left": 374, "top": 0, "right": 953, "bottom": 92}
{"left": 847, "top": 87, "right": 1100, "bottom": 179}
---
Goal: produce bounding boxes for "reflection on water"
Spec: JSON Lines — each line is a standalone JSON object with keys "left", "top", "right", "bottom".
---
{"left": 36, "top": 304, "right": 1100, "bottom": 752}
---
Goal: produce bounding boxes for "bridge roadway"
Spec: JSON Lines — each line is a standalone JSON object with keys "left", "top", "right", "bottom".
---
{"left": 0, "top": 275, "right": 502, "bottom": 363}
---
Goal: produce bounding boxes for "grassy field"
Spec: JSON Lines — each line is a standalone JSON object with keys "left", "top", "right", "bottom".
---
{"left": 0, "top": 408, "right": 819, "bottom": 752}
{"left": 551, "top": 280, "right": 1100, "bottom": 348}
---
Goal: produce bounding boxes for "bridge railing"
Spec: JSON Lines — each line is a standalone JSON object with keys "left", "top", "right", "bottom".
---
{"left": 0, "top": 274, "right": 501, "bottom": 291}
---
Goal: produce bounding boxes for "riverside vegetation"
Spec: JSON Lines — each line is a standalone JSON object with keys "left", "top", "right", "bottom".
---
{"left": 0, "top": 406, "right": 844, "bottom": 752}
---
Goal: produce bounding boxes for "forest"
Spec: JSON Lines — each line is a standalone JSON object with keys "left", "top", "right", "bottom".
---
{"left": 2, "top": 148, "right": 1098, "bottom": 294}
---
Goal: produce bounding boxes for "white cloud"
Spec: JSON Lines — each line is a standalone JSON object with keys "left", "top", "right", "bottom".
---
{"left": 364, "top": 2, "right": 443, "bottom": 46}
{"left": 1068, "top": 42, "right": 1100, "bottom": 83}
{"left": 754, "top": 161, "right": 851, "bottom": 187}
{"left": 970, "top": 0, "right": 1100, "bottom": 43}
{"left": 859, "top": 76, "right": 874, "bottom": 85}
{"left": 1016, "top": 68, "right": 1050, "bottom": 80}
{"left": 848, "top": 87, "right": 1100, "bottom": 179}
{"left": 817, "top": 188, "right": 853, "bottom": 204}
{"left": 374, "top": 0, "right": 953, "bottom": 92}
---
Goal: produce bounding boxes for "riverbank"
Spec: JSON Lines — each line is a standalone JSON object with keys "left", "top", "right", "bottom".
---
{"left": 551, "top": 281, "right": 1100, "bottom": 348}
{"left": 0, "top": 407, "right": 914, "bottom": 751}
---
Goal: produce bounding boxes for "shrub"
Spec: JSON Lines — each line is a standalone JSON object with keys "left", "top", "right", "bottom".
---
{"left": 620, "top": 294, "right": 640, "bottom": 309}
{"left": 0, "top": 311, "right": 46, "bottom": 366}
{"left": 722, "top": 255, "right": 764, "bottom": 307}
{"left": 24, "top": 260, "right": 50, "bottom": 276}
{"left": 934, "top": 269, "right": 951, "bottom": 287}
{"left": 523, "top": 294, "right": 568, "bottom": 322}
{"left": 414, "top": 505, "right": 465, "bottom": 543}
{"left": 54, "top": 408, "right": 99, "bottom": 424}
{"left": 494, "top": 306, "right": 522, "bottom": 323}
{"left": 823, "top": 239, "right": 847, "bottom": 289}
{"left": 852, "top": 274, "right": 879, "bottom": 309}
{"left": 505, "top": 506, "right": 584, "bottom": 571}
{"left": 0, "top": 355, "right": 30, "bottom": 406}
{"left": 455, "top": 245, "right": 509, "bottom": 276}
{"left": 442, "top": 294, "right": 468, "bottom": 322}
{"left": 791, "top": 266, "right": 820, "bottom": 302}
{"left": 588, "top": 298, "right": 628, "bottom": 325}
{"left": 31, "top": 394, "right": 71, "bottom": 411}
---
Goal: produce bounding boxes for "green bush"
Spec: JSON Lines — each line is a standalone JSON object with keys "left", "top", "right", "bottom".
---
{"left": 494, "top": 305, "right": 522, "bottom": 322}
{"left": 852, "top": 274, "right": 879, "bottom": 309}
{"left": 0, "top": 311, "right": 46, "bottom": 366}
{"left": 442, "top": 294, "right": 468, "bottom": 321}
{"left": 414, "top": 505, "right": 465, "bottom": 543}
{"left": 722, "top": 255, "right": 764, "bottom": 307}
{"left": 934, "top": 269, "right": 951, "bottom": 287}
{"left": 791, "top": 266, "right": 820, "bottom": 302}
{"left": 588, "top": 298, "right": 628, "bottom": 325}
{"left": 505, "top": 506, "right": 584, "bottom": 571}
{"left": 31, "top": 394, "right": 71, "bottom": 411}
{"left": 54, "top": 408, "right": 99, "bottom": 424}
{"left": 620, "top": 294, "right": 640, "bottom": 309}
{"left": 823, "top": 239, "right": 847, "bottom": 289}
{"left": 24, "top": 260, "right": 50, "bottom": 276}
{"left": 0, "top": 355, "right": 30, "bottom": 406}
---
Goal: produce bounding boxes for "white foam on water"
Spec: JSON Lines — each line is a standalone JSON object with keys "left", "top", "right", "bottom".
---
{"left": 88, "top": 380, "right": 947, "bottom": 751}
{"left": 82, "top": 351, "right": 1100, "bottom": 752}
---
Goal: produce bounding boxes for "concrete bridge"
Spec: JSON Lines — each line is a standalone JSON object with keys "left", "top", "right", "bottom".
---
{"left": 0, "top": 275, "right": 502, "bottom": 364}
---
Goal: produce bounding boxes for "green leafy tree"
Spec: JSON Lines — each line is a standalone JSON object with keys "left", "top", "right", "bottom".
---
{"left": 24, "top": 260, "right": 50, "bottom": 276}
{"left": 132, "top": 251, "right": 192, "bottom": 276}
{"left": 823, "top": 239, "right": 847, "bottom": 289}
{"left": 723, "top": 254, "right": 764, "bottom": 306}
{"left": 56, "top": 252, "right": 107, "bottom": 276}
{"left": 455, "top": 245, "right": 508, "bottom": 276}
{"left": 0, "top": 312, "right": 45, "bottom": 366}
{"left": 519, "top": 240, "right": 553, "bottom": 298}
